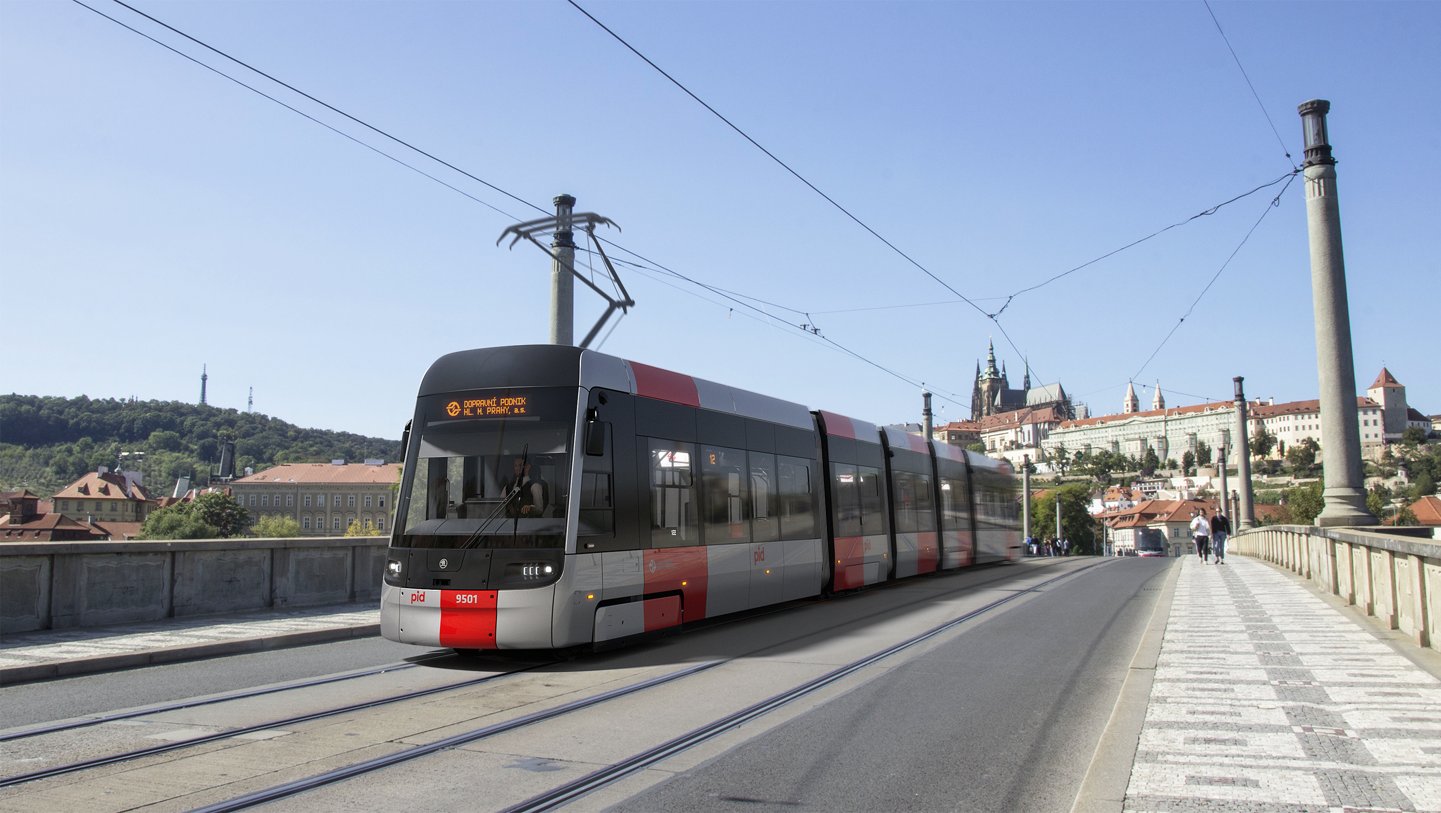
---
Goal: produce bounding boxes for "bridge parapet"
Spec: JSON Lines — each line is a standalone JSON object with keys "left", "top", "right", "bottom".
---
{"left": 0, "top": 536, "right": 387, "bottom": 635}
{"left": 1232, "top": 525, "right": 1441, "bottom": 651}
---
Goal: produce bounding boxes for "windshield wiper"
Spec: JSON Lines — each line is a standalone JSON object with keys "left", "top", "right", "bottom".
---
{"left": 459, "top": 444, "right": 527, "bottom": 551}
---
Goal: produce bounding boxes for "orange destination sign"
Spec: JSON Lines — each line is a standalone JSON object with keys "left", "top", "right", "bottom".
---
{"left": 443, "top": 393, "right": 530, "bottom": 419}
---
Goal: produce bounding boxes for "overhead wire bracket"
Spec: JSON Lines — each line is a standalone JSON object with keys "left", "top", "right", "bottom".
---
{"left": 498, "top": 213, "right": 635, "bottom": 349}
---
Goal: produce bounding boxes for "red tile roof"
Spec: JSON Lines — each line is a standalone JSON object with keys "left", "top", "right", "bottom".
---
{"left": 1412, "top": 495, "right": 1441, "bottom": 526}
{"left": 1056, "top": 401, "right": 1232, "bottom": 430}
{"left": 1369, "top": 368, "right": 1402, "bottom": 389}
{"left": 1251, "top": 397, "right": 1378, "bottom": 419}
{"left": 234, "top": 462, "right": 402, "bottom": 485}
{"left": 53, "top": 471, "right": 154, "bottom": 503}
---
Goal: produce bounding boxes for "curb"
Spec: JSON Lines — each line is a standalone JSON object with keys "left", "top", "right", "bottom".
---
{"left": 0, "top": 623, "right": 379, "bottom": 686}
{"left": 1069, "top": 556, "right": 1181, "bottom": 813}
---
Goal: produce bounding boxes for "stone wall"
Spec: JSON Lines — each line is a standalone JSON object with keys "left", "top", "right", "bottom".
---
{"left": 0, "top": 536, "right": 387, "bottom": 634}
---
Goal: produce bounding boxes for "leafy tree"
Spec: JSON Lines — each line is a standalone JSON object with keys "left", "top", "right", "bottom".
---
{"left": 1140, "top": 448, "right": 1160, "bottom": 477}
{"left": 345, "top": 519, "right": 383, "bottom": 537}
{"left": 1286, "top": 438, "right": 1320, "bottom": 474}
{"left": 1402, "top": 426, "right": 1428, "bottom": 446}
{"left": 253, "top": 514, "right": 301, "bottom": 538}
{"left": 1052, "top": 444, "right": 1070, "bottom": 477}
{"left": 1277, "top": 481, "right": 1324, "bottom": 525}
{"left": 1413, "top": 472, "right": 1437, "bottom": 502}
{"left": 1195, "top": 441, "right": 1212, "bottom": 468}
{"left": 190, "top": 492, "right": 251, "bottom": 537}
{"left": 1181, "top": 451, "right": 1196, "bottom": 476}
{"left": 966, "top": 441, "right": 987, "bottom": 454}
{"left": 1250, "top": 425, "right": 1277, "bottom": 459}
{"left": 1028, "top": 483, "right": 1099, "bottom": 554}
{"left": 1366, "top": 484, "right": 1392, "bottom": 519}
{"left": 138, "top": 508, "right": 219, "bottom": 540}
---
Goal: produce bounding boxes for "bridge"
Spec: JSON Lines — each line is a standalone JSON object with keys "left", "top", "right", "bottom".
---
{"left": 2, "top": 526, "right": 1438, "bottom": 811}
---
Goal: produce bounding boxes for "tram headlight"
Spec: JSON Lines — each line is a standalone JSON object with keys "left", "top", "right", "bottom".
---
{"left": 519, "top": 563, "right": 555, "bottom": 579}
{"left": 386, "top": 559, "right": 403, "bottom": 578}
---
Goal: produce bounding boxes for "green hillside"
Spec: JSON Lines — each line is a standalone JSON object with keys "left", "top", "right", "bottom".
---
{"left": 0, "top": 394, "right": 401, "bottom": 496}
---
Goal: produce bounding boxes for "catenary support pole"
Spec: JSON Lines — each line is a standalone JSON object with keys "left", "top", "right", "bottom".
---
{"left": 1022, "top": 454, "right": 1031, "bottom": 548}
{"left": 1297, "top": 100, "right": 1376, "bottom": 526}
{"left": 550, "top": 194, "right": 577, "bottom": 346}
{"left": 1233, "top": 377, "right": 1256, "bottom": 529}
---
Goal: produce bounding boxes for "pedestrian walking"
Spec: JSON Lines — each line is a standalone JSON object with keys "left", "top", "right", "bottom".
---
{"left": 1210, "top": 511, "right": 1231, "bottom": 564}
{"left": 1190, "top": 509, "right": 1211, "bottom": 563}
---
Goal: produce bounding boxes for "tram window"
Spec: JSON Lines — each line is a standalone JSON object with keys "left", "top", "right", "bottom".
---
{"left": 893, "top": 469, "right": 935, "bottom": 534}
{"left": 701, "top": 445, "right": 750, "bottom": 545}
{"left": 648, "top": 438, "right": 697, "bottom": 548}
{"left": 858, "top": 466, "right": 885, "bottom": 536}
{"left": 778, "top": 456, "right": 816, "bottom": 540}
{"left": 831, "top": 462, "right": 861, "bottom": 538}
{"left": 750, "top": 452, "right": 779, "bottom": 544}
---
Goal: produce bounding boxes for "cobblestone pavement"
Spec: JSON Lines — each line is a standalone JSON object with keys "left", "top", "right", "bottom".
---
{"left": 0, "top": 604, "right": 378, "bottom": 684}
{"left": 1124, "top": 555, "right": 1441, "bottom": 813}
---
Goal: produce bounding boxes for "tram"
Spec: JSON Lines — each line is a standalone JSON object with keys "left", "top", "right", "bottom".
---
{"left": 381, "top": 345, "right": 1021, "bottom": 651}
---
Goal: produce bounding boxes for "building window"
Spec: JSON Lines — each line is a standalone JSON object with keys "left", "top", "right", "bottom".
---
{"left": 302, "top": 516, "right": 311, "bottom": 530}
{"left": 286, "top": 494, "right": 294, "bottom": 508}
{"left": 249, "top": 495, "right": 257, "bottom": 507}
{"left": 379, "top": 496, "right": 386, "bottom": 508}
{"left": 333, "top": 516, "right": 342, "bottom": 530}
{"left": 317, "top": 494, "right": 326, "bottom": 508}
{"left": 347, "top": 495, "right": 356, "bottom": 508}
{"left": 364, "top": 495, "right": 373, "bottom": 509}
{"left": 261, "top": 495, "right": 269, "bottom": 508}
{"left": 304, "top": 494, "right": 312, "bottom": 508}
{"left": 377, "top": 516, "right": 385, "bottom": 531}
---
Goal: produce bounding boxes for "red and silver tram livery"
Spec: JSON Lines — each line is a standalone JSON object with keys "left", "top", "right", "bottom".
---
{"left": 381, "top": 345, "right": 1021, "bottom": 651}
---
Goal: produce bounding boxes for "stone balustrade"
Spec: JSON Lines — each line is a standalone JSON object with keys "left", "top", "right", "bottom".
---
{"left": 1231, "top": 525, "right": 1441, "bottom": 651}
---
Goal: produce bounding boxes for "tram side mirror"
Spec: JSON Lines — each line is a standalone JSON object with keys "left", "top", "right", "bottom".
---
{"left": 585, "top": 418, "right": 607, "bottom": 457}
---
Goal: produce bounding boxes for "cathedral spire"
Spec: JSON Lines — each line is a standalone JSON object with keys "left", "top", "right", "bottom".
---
{"left": 1022, "top": 357, "right": 1031, "bottom": 391}
{"left": 1123, "top": 381, "right": 1140, "bottom": 414}
{"left": 1152, "top": 382, "right": 1165, "bottom": 410}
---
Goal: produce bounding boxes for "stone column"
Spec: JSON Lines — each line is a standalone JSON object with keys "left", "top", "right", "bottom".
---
{"left": 1298, "top": 100, "right": 1376, "bottom": 526}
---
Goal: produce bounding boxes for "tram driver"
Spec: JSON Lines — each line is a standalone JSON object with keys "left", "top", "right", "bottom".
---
{"left": 503, "top": 456, "right": 549, "bottom": 518}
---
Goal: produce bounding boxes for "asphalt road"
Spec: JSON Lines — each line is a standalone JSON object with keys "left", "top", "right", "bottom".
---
{"left": 613, "top": 557, "right": 1173, "bottom": 812}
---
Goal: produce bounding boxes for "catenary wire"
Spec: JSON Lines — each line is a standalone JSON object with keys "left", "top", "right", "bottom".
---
{"left": 101, "top": 0, "right": 549, "bottom": 218}
{"left": 70, "top": 0, "right": 527, "bottom": 222}
{"left": 1202, "top": 0, "right": 1296, "bottom": 170}
{"left": 1130, "top": 171, "right": 1298, "bottom": 382}
{"left": 566, "top": 0, "right": 995, "bottom": 324}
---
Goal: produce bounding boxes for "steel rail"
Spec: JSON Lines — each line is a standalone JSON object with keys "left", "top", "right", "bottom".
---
{"left": 0, "top": 653, "right": 455, "bottom": 743}
{"left": 0, "top": 659, "right": 552, "bottom": 788}
{"left": 504, "top": 561, "right": 1105, "bottom": 812}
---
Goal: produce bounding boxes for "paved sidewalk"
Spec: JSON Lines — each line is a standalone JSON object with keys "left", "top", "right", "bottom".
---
{"left": 1123, "top": 554, "right": 1441, "bottom": 812}
{"left": 0, "top": 603, "right": 378, "bottom": 685}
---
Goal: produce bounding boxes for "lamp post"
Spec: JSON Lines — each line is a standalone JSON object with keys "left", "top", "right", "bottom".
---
{"left": 1298, "top": 100, "right": 1376, "bottom": 526}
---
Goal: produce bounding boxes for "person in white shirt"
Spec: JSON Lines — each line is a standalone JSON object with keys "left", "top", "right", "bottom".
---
{"left": 1189, "top": 509, "right": 1212, "bottom": 563}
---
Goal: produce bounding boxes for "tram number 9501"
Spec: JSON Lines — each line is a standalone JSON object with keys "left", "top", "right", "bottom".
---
{"left": 453, "top": 593, "right": 481, "bottom": 605}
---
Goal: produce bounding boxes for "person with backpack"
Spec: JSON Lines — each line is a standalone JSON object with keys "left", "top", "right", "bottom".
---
{"left": 1190, "top": 509, "right": 1211, "bottom": 562}
{"left": 1210, "top": 511, "right": 1231, "bottom": 565}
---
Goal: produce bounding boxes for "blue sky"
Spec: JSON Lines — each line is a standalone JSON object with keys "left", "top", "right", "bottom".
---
{"left": 2, "top": 0, "right": 1436, "bottom": 441}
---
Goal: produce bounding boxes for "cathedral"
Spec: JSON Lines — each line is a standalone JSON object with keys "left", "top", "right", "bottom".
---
{"left": 969, "top": 341, "right": 1076, "bottom": 421}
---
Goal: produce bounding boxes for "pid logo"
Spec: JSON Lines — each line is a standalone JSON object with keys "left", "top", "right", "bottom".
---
{"left": 409, "top": 590, "right": 427, "bottom": 604}
{"left": 445, "top": 401, "right": 461, "bottom": 417}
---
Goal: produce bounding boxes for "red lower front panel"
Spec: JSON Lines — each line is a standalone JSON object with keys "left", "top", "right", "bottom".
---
{"left": 438, "top": 590, "right": 499, "bottom": 649}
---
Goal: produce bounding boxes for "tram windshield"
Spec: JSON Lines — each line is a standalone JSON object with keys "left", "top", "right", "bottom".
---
{"left": 398, "top": 388, "right": 575, "bottom": 549}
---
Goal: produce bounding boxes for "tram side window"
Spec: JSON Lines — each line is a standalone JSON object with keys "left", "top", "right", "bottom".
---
{"left": 701, "top": 445, "right": 751, "bottom": 545}
{"left": 939, "top": 475, "right": 968, "bottom": 531}
{"left": 858, "top": 465, "right": 886, "bottom": 536}
{"left": 778, "top": 456, "right": 816, "bottom": 540}
{"left": 894, "top": 470, "right": 936, "bottom": 534}
{"left": 750, "top": 452, "right": 779, "bottom": 544}
{"left": 831, "top": 462, "right": 862, "bottom": 537}
{"left": 648, "top": 438, "right": 697, "bottom": 548}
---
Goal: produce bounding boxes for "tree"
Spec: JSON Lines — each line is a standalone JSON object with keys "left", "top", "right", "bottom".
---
{"left": 1277, "top": 481, "right": 1324, "bottom": 525}
{"left": 1250, "top": 425, "right": 1277, "bottom": 459}
{"left": 1402, "top": 426, "right": 1428, "bottom": 446}
{"left": 253, "top": 514, "right": 301, "bottom": 538}
{"left": 1181, "top": 451, "right": 1196, "bottom": 476}
{"left": 191, "top": 492, "right": 250, "bottom": 537}
{"left": 1028, "top": 483, "right": 1098, "bottom": 554}
{"left": 1366, "top": 484, "right": 1392, "bottom": 519}
{"left": 966, "top": 441, "right": 987, "bottom": 455}
{"left": 1286, "top": 438, "right": 1320, "bottom": 475}
{"left": 1195, "top": 441, "right": 1212, "bottom": 468}
{"left": 345, "top": 519, "right": 383, "bottom": 537}
{"left": 1140, "top": 448, "right": 1160, "bottom": 477}
{"left": 139, "top": 504, "right": 220, "bottom": 539}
